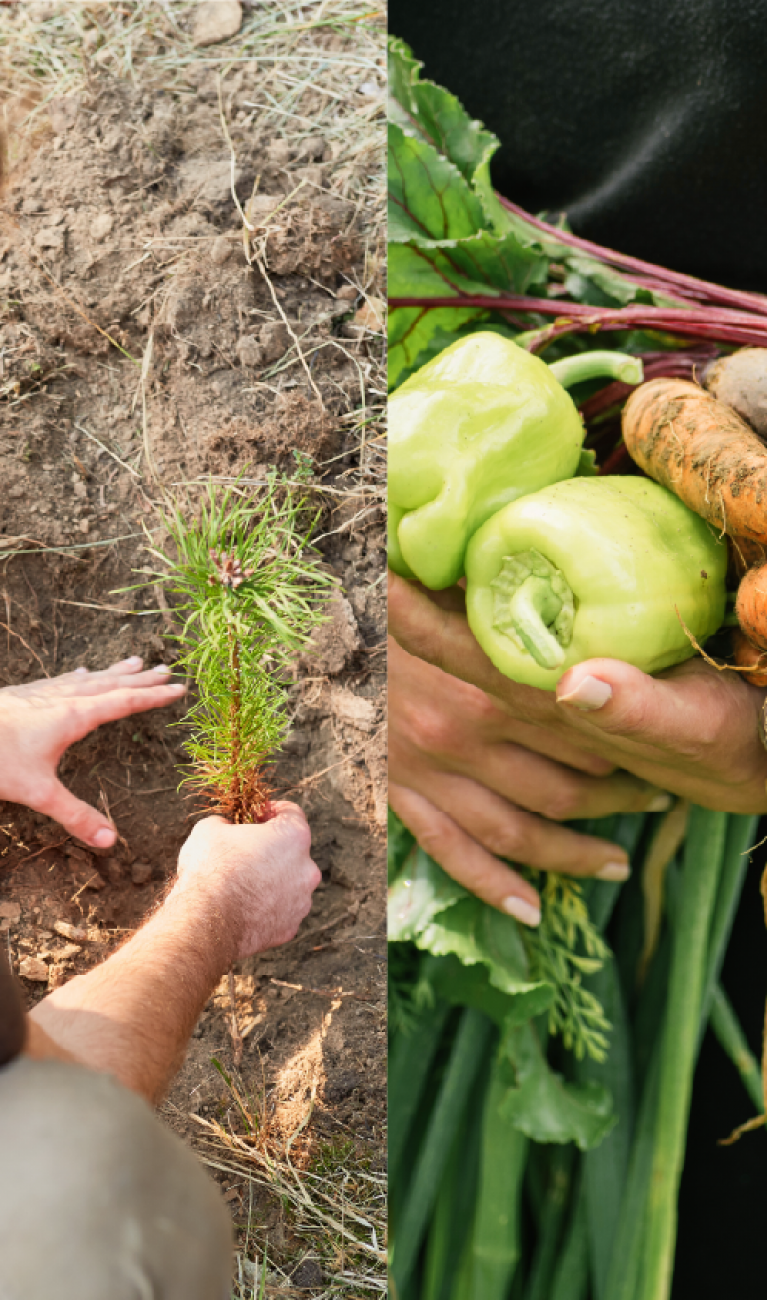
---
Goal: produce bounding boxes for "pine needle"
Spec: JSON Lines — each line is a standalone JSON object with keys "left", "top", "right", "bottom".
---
{"left": 129, "top": 476, "right": 335, "bottom": 822}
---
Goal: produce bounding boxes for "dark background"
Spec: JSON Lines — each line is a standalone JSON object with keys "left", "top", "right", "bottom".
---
{"left": 389, "top": 0, "right": 767, "bottom": 292}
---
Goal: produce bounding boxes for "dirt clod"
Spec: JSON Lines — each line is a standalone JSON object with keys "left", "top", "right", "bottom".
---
{"left": 19, "top": 956, "right": 48, "bottom": 982}
{"left": 192, "top": 0, "right": 243, "bottom": 47}
{"left": 299, "top": 589, "right": 361, "bottom": 676}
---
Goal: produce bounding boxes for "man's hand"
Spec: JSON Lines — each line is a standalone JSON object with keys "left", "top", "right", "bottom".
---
{"left": 390, "top": 573, "right": 767, "bottom": 817}
{"left": 390, "top": 636, "right": 670, "bottom": 925}
{"left": 30, "top": 803, "right": 321, "bottom": 1099}
{"left": 175, "top": 803, "right": 322, "bottom": 961}
{"left": 0, "top": 657, "right": 186, "bottom": 848}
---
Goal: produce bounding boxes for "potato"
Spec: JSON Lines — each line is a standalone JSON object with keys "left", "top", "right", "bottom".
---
{"left": 705, "top": 347, "right": 767, "bottom": 440}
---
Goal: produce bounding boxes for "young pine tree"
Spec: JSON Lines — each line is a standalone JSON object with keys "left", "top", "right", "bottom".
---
{"left": 138, "top": 478, "right": 334, "bottom": 823}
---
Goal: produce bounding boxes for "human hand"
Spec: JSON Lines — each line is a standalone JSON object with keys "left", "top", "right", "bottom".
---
{"left": 390, "top": 635, "right": 671, "bottom": 925}
{"left": 390, "top": 572, "right": 767, "bottom": 819}
{"left": 175, "top": 803, "right": 322, "bottom": 960}
{"left": 0, "top": 657, "right": 186, "bottom": 849}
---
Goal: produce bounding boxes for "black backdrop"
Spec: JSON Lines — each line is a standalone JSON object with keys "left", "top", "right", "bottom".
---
{"left": 389, "top": 0, "right": 767, "bottom": 293}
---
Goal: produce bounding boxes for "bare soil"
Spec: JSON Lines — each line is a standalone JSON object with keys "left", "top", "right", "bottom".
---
{"left": 0, "top": 8, "right": 385, "bottom": 1290}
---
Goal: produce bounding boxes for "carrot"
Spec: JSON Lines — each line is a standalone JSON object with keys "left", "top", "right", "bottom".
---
{"left": 704, "top": 348, "right": 767, "bottom": 441}
{"left": 735, "top": 562, "right": 767, "bottom": 652}
{"left": 727, "top": 534, "right": 767, "bottom": 583}
{"left": 731, "top": 629, "right": 767, "bottom": 686}
{"left": 621, "top": 378, "right": 767, "bottom": 543}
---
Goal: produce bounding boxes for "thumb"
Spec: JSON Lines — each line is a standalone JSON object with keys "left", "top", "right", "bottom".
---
{"left": 30, "top": 778, "right": 117, "bottom": 850}
{"left": 554, "top": 656, "right": 750, "bottom": 755}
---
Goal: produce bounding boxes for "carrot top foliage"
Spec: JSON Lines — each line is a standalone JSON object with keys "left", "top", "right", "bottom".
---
{"left": 135, "top": 478, "right": 334, "bottom": 823}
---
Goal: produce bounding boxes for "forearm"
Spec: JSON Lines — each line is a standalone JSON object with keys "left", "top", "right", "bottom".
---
{"left": 29, "top": 884, "right": 236, "bottom": 1103}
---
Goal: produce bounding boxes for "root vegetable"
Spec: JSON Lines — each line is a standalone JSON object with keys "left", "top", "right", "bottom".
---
{"left": 622, "top": 378, "right": 767, "bottom": 543}
{"left": 735, "top": 562, "right": 767, "bottom": 651}
{"left": 705, "top": 348, "right": 767, "bottom": 441}
{"left": 731, "top": 629, "right": 767, "bottom": 687}
{"left": 727, "top": 534, "right": 767, "bottom": 582}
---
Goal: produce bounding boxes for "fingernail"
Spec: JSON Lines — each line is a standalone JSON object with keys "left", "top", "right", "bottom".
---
{"left": 126, "top": 656, "right": 142, "bottom": 666}
{"left": 557, "top": 675, "right": 613, "bottom": 711}
{"left": 648, "top": 792, "right": 673, "bottom": 812}
{"left": 502, "top": 895, "right": 541, "bottom": 927}
{"left": 75, "top": 666, "right": 88, "bottom": 674}
{"left": 595, "top": 861, "right": 630, "bottom": 882}
{"left": 153, "top": 664, "right": 172, "bottom": 674}
{"left": 93, "top": 827, "right": 116, "bottom": 848}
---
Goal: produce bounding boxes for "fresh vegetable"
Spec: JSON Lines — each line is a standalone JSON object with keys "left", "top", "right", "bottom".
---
{"left": 621, "top": 378, "right": 767, "bottom": 545}
{"left": 463, "top": 477, "right": 727, "bottom": 689}
{"left": 735, "top": 561, "right": 767, "bottom": 651}
{"left": 389, "top": 807, "right": 760, "bottom": 1300}
{"left": 388, "top": 332, "right": 584, "bottom": 589}
{"left": 727, "top": 534, "right": 767, "bottom": 582}
{"left": 705, "top": 347, "right": 767, "bottom": 441}
{"left": 640, "top": 809, "right": 728, "bottom": 1300}
{"left": 731, "top": 628, "right": 767, "bottom": 687}
{"left": 388, "top": 334, "right": 646, "bottom": 589}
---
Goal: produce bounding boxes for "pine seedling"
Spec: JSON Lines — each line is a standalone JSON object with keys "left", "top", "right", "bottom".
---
{"left": 135, "top": 477, "right": 335, "bottom": 823}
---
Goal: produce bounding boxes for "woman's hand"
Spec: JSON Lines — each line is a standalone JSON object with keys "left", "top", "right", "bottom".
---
{"left": 390, "top": 573, "right": 767, "bottom": 820}
{"left": 0, "top": 657, "right": 186, "bottom": 848}
{"left": 390, "top": 635, "right": 670, "bottom": 925}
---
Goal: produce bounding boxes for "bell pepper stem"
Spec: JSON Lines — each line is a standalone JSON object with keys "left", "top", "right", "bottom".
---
{"left": 548, "top": 351, "right": 644, "bottom": 389}
{"left": 491, "top": 550, "right": 575, "bottom": 670}
{"left": 507, "top": 576, "right": 566, "bottom": 669}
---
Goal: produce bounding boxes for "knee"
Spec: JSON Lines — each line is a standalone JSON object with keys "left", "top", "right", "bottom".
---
{"left": 0, "top": 1057, "right": 232, "bottom": 1300}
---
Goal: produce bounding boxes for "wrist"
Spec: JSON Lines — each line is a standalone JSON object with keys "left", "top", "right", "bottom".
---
{"left": 165, "top": 874, "right": 244, "bottom": 969}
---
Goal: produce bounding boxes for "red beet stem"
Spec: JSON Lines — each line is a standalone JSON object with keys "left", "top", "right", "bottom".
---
{"left": 497, "top": 196, "right": 767, "bottom": 319}
{"left": 388, "top": 295, "right": 767, "bottom": 350}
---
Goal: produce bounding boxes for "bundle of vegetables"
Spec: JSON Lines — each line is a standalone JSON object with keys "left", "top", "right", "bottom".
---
{"left": 388, "top": 36, "right": 767, "bottom": 1300}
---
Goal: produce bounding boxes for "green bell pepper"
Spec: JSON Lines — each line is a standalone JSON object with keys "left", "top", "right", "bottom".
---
{"left": 388, "top": 333, "right": 643, "bottom": 590}
{"left": 464, "top": 477, "right": 727, "bottom": 690}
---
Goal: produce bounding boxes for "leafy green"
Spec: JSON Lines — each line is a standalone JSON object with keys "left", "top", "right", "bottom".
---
{"left": 387, "top": 38, "right": 544, "bottom": 386}
{"left": 416, "top": 898, "right": 552, "bottom": 1004}
{"left": 389, "top": 845, "right": 551, "bottom": 1011}
{"left": 423, "top": 953, "right": 549, "bottom": 1030}
{"left": 388, "top": 299, "right": 488, "bottom": 391}
{"left": 389, "top": 233, "right": 547, "bottom": 300}
{"left": 388, "top": 37, "right": 498, "bottom": 192}
{"left": 389, "top": 122, "right": 486, "bottom": 244}
{"left": 388, "top": 805, "right": 415, "bottom": 885}
{"left": 521, "top": 873, "right": 613, "bottom": 1062}
{"left": 500, "top": 1021, "right": 616, "bottom": 1150}
{"left": 388, "top": 842, "right": 468, "bottom": 938}
{"left": 387, "top": 824, "right": 616, "bottom": 1157}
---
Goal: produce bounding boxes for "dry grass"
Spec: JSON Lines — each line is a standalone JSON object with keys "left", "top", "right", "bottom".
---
{"left": 0, "top": 0, "right": 386, "bottom": 470}
{"left": 162, "top": 1036, "right": 386, "bottom": 1297}
{"left": 189, "top": 1112, "right": 387, "bottom": 1297}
